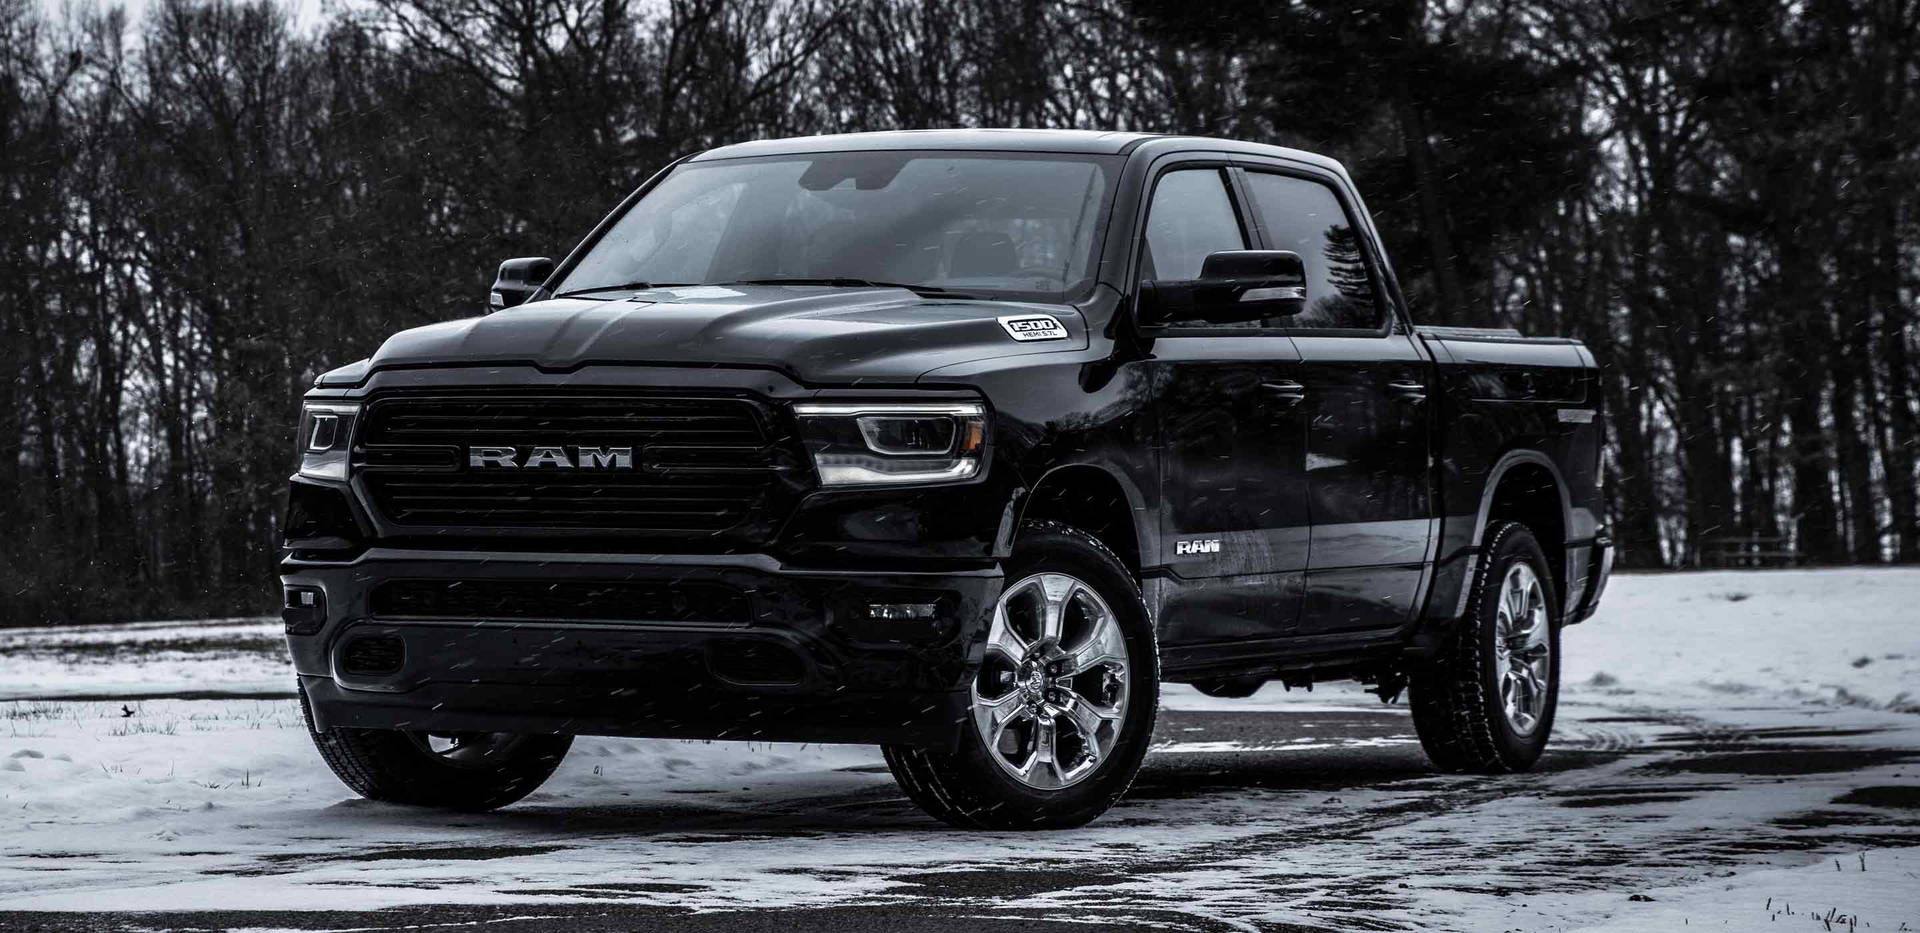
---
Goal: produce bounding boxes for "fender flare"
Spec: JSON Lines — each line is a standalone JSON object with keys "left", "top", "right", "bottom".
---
{"left": 1440, "top": 449, "right": 1576, "bottom": 622}
{"left": 1469, "top": 448, "right": 1574, "bottom": 550}
{"left": 997, "top": 461, "right": 1153, "bottom": 571}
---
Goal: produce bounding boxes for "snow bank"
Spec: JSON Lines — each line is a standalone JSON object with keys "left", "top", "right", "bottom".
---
{"left": 1563, "top": 568, "right": 1920, "bottom": 713}
{"left": 1163, "top": 567, "right": 1920, "bottom": 718}
{"left": 1561, "top": 848, "right": 1917, "bottom": 932}
{"left": 0, "top": 617, "right": 289, "bottom": 700}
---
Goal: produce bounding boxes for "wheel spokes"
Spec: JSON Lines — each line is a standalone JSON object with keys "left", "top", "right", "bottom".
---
{"left": 1518, "top": 660, "right": 1548, "bottom": 704}
{"left": 1018, "top": 717, "right": 1064, "bottom": 788}
{"left": 984, "top": 596, "right": 1029, "bottom": 662}
{"left": 408, "top": 731, "right": 523, "bottom": 769}
{"left": 1493, "top": 563, "right": 1551, "bottom": 736}
{"left": 1061, "top": 693, "right": 1120, "bottom": 768}
{"left": 1508, "top": 664, "right": 1539, "bottom": 731}
{"left": 1036, "top": 573, "right": 1079, "bottom": 645}
{"left": 972, "top": 570, "right": 1131, "bottom": 791}
{"left": 1060, "top": 605, "right": 1127, "bottom": 676}
{"left": 972, "top": 684, "right": 1027, "bottom": 745}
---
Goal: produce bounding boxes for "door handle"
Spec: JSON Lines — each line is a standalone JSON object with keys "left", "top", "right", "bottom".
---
{"left": 1261, "top": 381, "right": 1307, "bottom": 408}
{"left": 1388, "top": 380, "right": 1427, "bottom": 403}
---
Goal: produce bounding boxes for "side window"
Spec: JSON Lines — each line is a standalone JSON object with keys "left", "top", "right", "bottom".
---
{"left": 1242, "top": 172, "right": 1383, "bottom": 331}
{"left": 1141, "top": 168, "right": 1246, "bottom": 281}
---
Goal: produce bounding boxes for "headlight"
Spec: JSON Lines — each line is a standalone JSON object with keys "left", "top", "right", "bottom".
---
{"left": 793, "top": 401, "right": 987, "bottom": 487}
{"left": 296, "top": 402, "right": 359, "bottom": 480}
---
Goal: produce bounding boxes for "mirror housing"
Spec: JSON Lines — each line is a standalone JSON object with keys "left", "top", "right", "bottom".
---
{"left": 1137, "top": 250, "right": 1307, "bottom": 328}
{"left": 490, "top": 257, "right": 555, "bottom": 311}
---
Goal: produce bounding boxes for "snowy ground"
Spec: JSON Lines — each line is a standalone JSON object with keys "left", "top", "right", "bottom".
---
{"left": 2, "top": 568, "right": 1918, "bottom": 931}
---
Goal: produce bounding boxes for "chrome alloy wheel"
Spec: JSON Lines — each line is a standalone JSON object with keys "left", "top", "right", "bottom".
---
{"left": 404, "top": 732, "right": 529, "bottom": 770}
{"left": 970, "top": 572, "right": 1131, "bottom": 790}
{"left": 1491, "top": 563, "right": 1552, "bottom": 736}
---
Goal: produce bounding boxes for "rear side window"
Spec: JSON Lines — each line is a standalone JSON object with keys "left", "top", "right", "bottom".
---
{"left": 1141, "top": 169, "right": 1246, "bottom": 281}
{"left": 1241, "top": 172, "right": 1383, "bottom": 331}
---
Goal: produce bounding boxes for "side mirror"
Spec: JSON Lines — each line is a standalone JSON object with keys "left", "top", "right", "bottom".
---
{"left": 1136, "top": 250, "right": 1307, "bottom": 327}
{"left": 490, "top": 257, "right": 555, "bottom": 311}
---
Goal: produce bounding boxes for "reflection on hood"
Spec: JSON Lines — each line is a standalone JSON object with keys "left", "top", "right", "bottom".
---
{"left": 366, "top": 285, "right": 1088, "bottom": 384}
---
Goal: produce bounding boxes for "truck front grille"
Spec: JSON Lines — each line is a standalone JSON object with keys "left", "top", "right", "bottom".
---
{"left": 353, "top": 394, "right": 804, "bottom": 542}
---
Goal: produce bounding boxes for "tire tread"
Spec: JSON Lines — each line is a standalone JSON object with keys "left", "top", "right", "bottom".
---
{"left": 1409, "top": 520, "right": 1557, "bottom": 774}
{"left": 299, "top": 683, "right": 570, "bottom": 811}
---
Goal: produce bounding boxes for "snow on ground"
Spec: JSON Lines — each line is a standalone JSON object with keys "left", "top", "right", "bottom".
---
{"left": 1562, "top": 567, "right": 1920, "bottom": 713}
{"left": 0, "top": 617, "right": 290, "bottom": 700}
{"left": 1, "top": 568, "right": 1918, "bottom": 931}
{"left": 1561, "top": 848, "right": 1916, "bottom": 933}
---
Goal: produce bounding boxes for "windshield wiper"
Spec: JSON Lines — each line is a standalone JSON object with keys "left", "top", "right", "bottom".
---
{"left": 726, "top": 277, "right": 962, "bottom": 297}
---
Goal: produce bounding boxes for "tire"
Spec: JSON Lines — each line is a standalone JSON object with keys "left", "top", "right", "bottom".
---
{"left": 299, "top": 683, "right": 572, "bottom": 811}
{"left": 884, "top": 520, "right": 1159, "bottom": 829}
{"left": 1409, "top": 520, "right": 1560, "bottom": 774}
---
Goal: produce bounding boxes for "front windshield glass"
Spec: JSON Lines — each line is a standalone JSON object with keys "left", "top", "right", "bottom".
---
{"left": 553, "top": 151, "right": 1121, "bottom": 302}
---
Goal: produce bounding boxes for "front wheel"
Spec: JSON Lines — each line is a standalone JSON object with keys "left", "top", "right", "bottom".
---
{"left": 885, "top": 521, "right": 1159, "bottom": 829}
{"left": 1408, "top": 520, "right": 1560, "bottom": 774}
{"left": 299, "top": 684, "right": 572, "bottom": 811}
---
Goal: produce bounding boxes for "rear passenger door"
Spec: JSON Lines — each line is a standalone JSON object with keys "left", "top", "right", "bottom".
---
{"left": 1142, "top": 164, "right": 1311, "bottom": 650}
{"left": 1236, "top": 167, "right": 1434, "bottom": 637}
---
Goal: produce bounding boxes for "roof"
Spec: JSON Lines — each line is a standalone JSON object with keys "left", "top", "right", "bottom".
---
{"left": 690, "top": 129, "right": 1162, "bottom": 160}
{"left": 687, "top": 128, "right": 1348, "bottom": 177}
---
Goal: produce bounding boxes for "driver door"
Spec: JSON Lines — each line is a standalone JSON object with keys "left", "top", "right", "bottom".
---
{"left": 1144, "top": 166, "right": 1312, "bottom": 653}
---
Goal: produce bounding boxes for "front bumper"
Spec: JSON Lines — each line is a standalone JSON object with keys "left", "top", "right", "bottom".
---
{"left": 282, "top": 548, "right": 1001, "bottom": 747}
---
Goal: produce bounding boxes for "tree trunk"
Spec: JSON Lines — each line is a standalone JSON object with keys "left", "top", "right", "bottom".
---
{"left": 1392, "top": 84, "right": 1470, "bottom": 324}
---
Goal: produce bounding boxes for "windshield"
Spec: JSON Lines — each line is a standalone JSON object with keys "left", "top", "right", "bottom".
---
{"left": 553, "top": 151, "right": 1121, "bottom": 302}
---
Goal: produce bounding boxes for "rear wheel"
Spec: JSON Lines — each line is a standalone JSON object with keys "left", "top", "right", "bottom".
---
{"left": 1409, "top": 520, "right": 1560, "bottom": 773}
{"left": 885, "top": 521, "right": 1159, "bottom": 829}
{"left": 299, "top": 684, "right": 571, "bottom": 811}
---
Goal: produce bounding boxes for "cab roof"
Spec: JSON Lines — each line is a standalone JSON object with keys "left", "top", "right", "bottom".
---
{"left": 691, "top": 129, "right": 1157, "bottom": 159}
{"left": 689, "top": 128, "right": 1346, "bottom": 175}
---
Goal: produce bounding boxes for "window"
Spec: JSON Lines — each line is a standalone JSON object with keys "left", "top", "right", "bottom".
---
{"left": 1140, "top": 168, "right": 1246, "bottom": 281}
{"left": 1241, "top": 172, "right": 1383, "bottom": 331}
{"left": 555, "top": 152, "right": 1120, "bottom": 303}
{"left": 571, "top": 179, "right": 746, "bottom": 288}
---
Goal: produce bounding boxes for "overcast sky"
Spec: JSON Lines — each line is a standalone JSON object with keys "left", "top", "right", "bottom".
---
{"left": 45, "top": 0, "right": 331, "bottom": 35}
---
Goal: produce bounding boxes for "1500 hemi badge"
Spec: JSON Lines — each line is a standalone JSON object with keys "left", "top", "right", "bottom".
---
{"left": 999, "top": 314, "right": 1069, "bottom": 342}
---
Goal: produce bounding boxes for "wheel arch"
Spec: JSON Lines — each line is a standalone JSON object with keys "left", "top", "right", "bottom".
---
{"left": 1007, "top": 463, "right": 1149, "bottom": 579}
{"left": 1472, "top": 450, "right": 1573, "bottom": 611}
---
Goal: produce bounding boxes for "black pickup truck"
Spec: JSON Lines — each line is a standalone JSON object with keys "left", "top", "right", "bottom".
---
{"left": 281, "top": 129, "right": 1611, "bottom": 829}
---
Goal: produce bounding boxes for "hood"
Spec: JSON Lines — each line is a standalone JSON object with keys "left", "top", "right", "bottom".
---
{"left": 359, "top": 285, "right": 1090, "bottom": 385}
